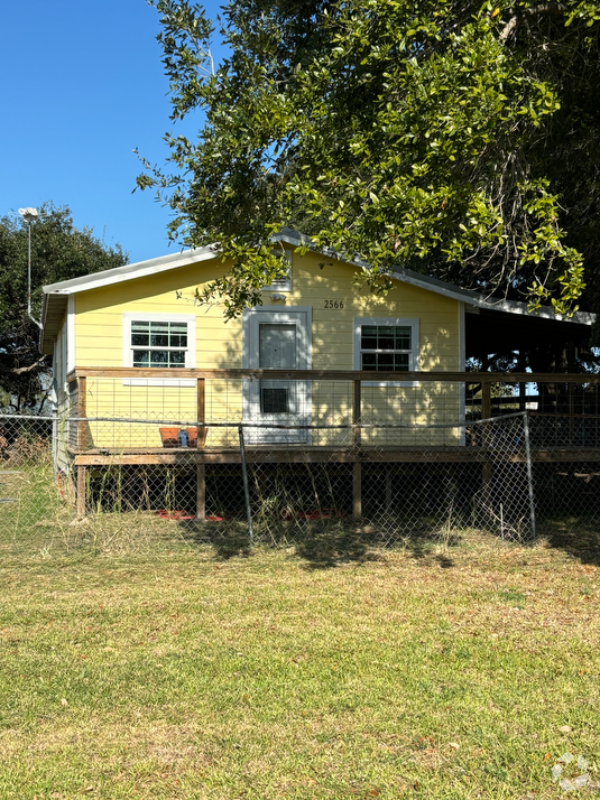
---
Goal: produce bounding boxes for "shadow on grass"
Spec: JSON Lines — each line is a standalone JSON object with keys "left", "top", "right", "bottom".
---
{"left": 537, "top": 516, "right": 600, "bottom": 566}
{"left": 178, "top": 520, "right": 253, "bottom": 560}
{"left": 177, "top": 517, "right": 462, "bottom": 568}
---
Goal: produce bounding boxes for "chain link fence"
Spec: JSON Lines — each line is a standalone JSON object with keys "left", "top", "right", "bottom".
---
{"left": 4, "top": 408, "right": 600, "bottom": 555}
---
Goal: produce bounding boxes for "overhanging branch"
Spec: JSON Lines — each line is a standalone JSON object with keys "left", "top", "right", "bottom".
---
{"left": 0, "top": 356, "right": 48, "bottom": 376}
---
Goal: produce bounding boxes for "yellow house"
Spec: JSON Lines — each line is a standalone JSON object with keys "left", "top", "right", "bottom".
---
{"left": 39, "top": 229, "right": 596, "bottom": 520}
{"left": 40, "top": 228, "right": 594, "bottom": 458}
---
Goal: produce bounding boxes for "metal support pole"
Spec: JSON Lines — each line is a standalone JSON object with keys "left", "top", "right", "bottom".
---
{"left": 523, "top": 412, "right": 537, "bottom": 540}
{"left": 25, "top": 218, "right": 42, "bottom": 330}
{"left": 352, "top": 378, "right": 362, "bottom": 520}
{"left": 238, "top": 425, "right": 254, "bottom": 548}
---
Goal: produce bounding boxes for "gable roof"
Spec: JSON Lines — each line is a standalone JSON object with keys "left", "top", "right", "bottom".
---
{"left": 40, "top": 230, "right": 595, "bottom": 354}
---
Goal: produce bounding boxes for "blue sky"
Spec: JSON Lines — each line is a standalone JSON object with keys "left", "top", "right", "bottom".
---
{"left": 0, "top": 0, "right": 225, "bottom": 264}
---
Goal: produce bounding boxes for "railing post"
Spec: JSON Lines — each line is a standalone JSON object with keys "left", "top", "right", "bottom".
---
{"left": 568, "top": 380, "right": 575, "bottom": 446}
{"left": 196, "top": 378, "right": 206, "bottom": 520}
{"left": 197, "top": 378, "right": 206, "bottom": 448}
{"left": 519, "top": 382, "right": 526, "bottom": 413}
{"left": 481, "top": 380, "right": 492, "bottom": 420}
{"left": 352, "top": 379, "right": 361, "bottom": 447}
{"left": 352, "top": 378, "right": 362, "bottom": 520}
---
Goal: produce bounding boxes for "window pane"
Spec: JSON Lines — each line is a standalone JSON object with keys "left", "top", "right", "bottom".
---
{"left": 394, "top": 353, "right": 409, "bottom": 370}
{"left": 361, "top": 352, "right": 410, "bottom": 371}
{"left": 377, "top": 330, "right": 395, "bottom": 350}
{"left": 378, "top": 352, "right": 395, "bottom": 369}
{"left": 149, "top": 322, "right": 169, "bottom": 347}
{"left": 151, "top": 334, "right": 169, "bottom": 347}
{"left": 170, "top": 351, "right": 185, "bottom": 367}
{"left": 131, "top": 333, "right": 149, "bottom": 346}
{"left": 394, "top": 327, "right": 411, "bottom": 349}
{"left": 132, "top": 350, "right": 149, "bottom": 367}
{"left": 170, "top": 333, "right": 187, "bottom": 347}
{"left": 150, "top": 351, "right": 169, "bottom": 366}
{"left": 131, "top": 321, "right": 149, "bottom": 347}
{"left": 362, "top": 353, "right": 377, "bottom": 370}
{"left": 261, "top": 388, "right": 288, "bottom": 413}
{"left": 361, "top": 326, "right": 378, "bottom": 350}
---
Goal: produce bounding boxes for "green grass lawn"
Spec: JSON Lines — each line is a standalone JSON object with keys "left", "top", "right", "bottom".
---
{"left": 1, "top": 508, "right": 599, "bottom": 799}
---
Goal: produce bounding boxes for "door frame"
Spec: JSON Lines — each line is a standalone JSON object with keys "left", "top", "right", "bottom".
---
{"left": 242, "top": 306, "right": 312, "bottom": 444}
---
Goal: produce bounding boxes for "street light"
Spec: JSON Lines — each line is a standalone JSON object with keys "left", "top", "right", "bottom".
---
{"left": 18, "top": 207, "right": 42, "bottom": 330}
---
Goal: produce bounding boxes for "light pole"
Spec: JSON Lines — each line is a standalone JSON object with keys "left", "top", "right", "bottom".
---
{"left": 18, "top": 207, "right": 42, "bottom": 330}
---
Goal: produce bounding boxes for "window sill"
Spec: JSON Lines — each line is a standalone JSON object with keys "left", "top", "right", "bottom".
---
{"left": 361, "top": 378, "right": 419, "bottom": 388}
{"left": 122, "top": 377, "right": 196, "bottom": 388}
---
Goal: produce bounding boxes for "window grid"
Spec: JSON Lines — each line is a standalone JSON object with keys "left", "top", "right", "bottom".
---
{"left": 360, "top": 324, "right": 412, "bottom": 372}
{"left": 131, "top": 320, "right": 188, "bottom": 369}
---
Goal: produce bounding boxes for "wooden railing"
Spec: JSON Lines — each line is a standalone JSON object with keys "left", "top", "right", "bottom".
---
{"left": 67, "top": 367, "right": 600, "bottom": 426}
{"left": 66, "top": 368, "right": 600, "bottom": 520}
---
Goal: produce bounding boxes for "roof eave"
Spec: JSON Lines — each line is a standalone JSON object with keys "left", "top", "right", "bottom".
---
{"left": 272, "top": 229, "right": 595, "bottom": 327}
{"left": 40, "top": 228, "right": 596, "bottom": 332}
{"left": 43, "top": 245, "right": 217, "bottom": 296}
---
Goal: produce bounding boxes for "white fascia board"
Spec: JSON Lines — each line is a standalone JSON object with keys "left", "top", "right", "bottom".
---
{"left": 272, "top": 231, "right": 596, "bottom": 327}
{"left": 43, "top": 246, "right": 217, "bottom": 296}
{"left": 389, "top": 269, "right": 595, "bottom": 326}
{"left": 43, "top": 226, "right": 596, "bottom": 329}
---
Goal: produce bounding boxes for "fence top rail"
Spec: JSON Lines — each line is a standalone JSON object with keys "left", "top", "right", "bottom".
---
{"left": 0, "top": 411, "right": 527, "bottom": 430}
{"left": 66, "top": 367, "right": 600, "bottom": 384}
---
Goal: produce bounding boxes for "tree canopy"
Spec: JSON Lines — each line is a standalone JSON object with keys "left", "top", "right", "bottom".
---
{"left": 0, "top": 203, "right": 127, "bottom": 412}
{"left": 139, "top": 0, "right": 600, "bottom": 321}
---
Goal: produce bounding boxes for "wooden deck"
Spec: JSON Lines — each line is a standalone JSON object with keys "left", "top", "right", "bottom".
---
{"left": 69, "top": 444, "right": 600, "bottom": 467}
{"left": 65, "top": 367, "right": 600, "bottom": 518}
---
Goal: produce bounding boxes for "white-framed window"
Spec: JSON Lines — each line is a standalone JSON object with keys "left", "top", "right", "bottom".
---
{"left": 353, "top": 317, "right": 419, "bottom": 386}
{"left": 122, "top": 313, "right": 196, "bottom": 385}
{"left": 262, "top": 250, "right": 292, "bottom": 292}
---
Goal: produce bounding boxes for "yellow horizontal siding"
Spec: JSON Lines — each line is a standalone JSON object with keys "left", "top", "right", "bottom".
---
{"left": 75, "top": 250, "right": 460, "bottom": 370}
{"left": 73, "top": 249, "right": 462, "bottom": 447}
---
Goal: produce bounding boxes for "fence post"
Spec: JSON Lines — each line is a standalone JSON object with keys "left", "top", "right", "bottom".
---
{"left": 352, "top": 378, "right": 362, "bottom": 520}
{"left": 239, "top": 425, "right": 254, "bottom": 548}
{"left": 481, "top": 381, "right": 493, "bottom": 506}
{"left": 77, "top": 465, "right": 86, "bottom": 519}
{"left": 76, "top": 376, "right": 87, "bottom": 517}
{"left": 481, "top": 381, "right": 491, "bottom": 420}
{"left": 77, "top": 376, "right": 86, "bottom": 449}
{"left": 196, "top": 378, "right": 206, "bottom": 520}
{"left": 523, "top": 412, "right": 537, "bottom": 540}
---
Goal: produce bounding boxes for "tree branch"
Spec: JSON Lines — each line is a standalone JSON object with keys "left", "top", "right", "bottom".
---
{"left": 500, "top": 4, "right": 567, "bottom": 42}
{"left": 0, "top": 356, "right": 48, "bottom": 376}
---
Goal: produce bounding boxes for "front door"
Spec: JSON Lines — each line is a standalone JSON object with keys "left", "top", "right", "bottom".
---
{"left": 243, "top": 308, "right": 312, "bottom": 444}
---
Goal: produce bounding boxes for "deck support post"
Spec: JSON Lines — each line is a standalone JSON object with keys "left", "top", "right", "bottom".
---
{"left": 519, "top": 382, "right": 526, "bottom": 413}
{"left": 481, "top": 381, "right": 491, "bottom": 421}
{"left": 76, "top": 465, "right": 86, "bottom": 519}
{"left": 352, "top": 378, "right": 362, "bottom": 520}
{"left": 196, "top": 378, "right": 206, "bottom": 520}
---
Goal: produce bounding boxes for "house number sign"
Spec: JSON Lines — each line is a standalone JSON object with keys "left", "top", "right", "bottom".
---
{"left": 323, "top": 299, "right": 345, "bottom": 309}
